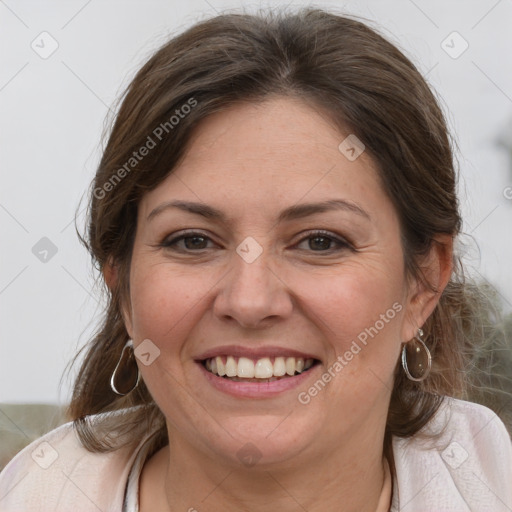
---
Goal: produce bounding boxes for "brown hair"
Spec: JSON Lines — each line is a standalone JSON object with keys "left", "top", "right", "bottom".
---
{"left": 69, "top": 8, "right": 504, "bottom": 458}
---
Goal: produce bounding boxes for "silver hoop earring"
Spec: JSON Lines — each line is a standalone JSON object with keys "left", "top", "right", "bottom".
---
{"left": 401, "top": 328, "right": 432, "bottom": 382}
{"left": 110, "top": 339, "right": 140, "bottom": 395}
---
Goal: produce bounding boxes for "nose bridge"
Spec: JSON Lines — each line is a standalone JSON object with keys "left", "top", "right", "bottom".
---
{"left": 213, "top": 241, "right": 292, "bottom": 328}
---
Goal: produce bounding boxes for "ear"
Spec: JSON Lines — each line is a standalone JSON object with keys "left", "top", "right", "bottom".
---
{"left": 102, "top": 258, "right": 134, "bottom": 338}
{"left": 102, "top": 257, "right": 118, "bottom": 291}
{"left": 401, "top": 234, "right": 453, "bottom": 342}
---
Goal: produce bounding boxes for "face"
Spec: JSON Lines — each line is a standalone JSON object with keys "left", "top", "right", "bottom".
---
{"left": 122, "top": 96, "right": 428, "bottom": 469}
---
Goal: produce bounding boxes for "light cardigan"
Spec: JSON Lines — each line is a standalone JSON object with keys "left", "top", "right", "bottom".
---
{"left": 0, "top": 397, "right": 511, "bottom": 511}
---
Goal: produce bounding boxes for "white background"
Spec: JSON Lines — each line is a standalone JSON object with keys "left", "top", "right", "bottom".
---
{"left": 1, "top": 0, "right": 511, "bottom": 404}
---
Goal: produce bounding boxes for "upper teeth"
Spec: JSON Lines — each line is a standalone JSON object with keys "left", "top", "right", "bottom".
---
{"left": 205, "top": 356, "right": 315, "bottom": 378}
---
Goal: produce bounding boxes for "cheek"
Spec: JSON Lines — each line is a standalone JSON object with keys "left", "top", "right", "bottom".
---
{"left": 297, "top": 266, "right": 405, "bottom": 420}
{"left": 297, "top": 260, "right": 406, "bottom": 393}
{"left": 127, "top": 262, "right": 218, "bottom": 404}
{"left": 301, "top": 262, "right": 405, "bottom": 340}
{"left": 128, "top": 259, "right": 215, "bottom": 348}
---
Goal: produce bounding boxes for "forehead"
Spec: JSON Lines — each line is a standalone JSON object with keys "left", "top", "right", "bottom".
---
{"left": 139, "top": 97, "right": 389, "bottom": 222}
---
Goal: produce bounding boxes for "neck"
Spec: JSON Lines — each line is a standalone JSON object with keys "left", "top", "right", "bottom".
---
{"left": 140, "top": 426, "right": 390, "bottom": 512}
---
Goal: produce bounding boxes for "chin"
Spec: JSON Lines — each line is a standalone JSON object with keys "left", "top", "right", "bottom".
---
{"left": 198, "top": 413, "right": 320, "bottom": 469}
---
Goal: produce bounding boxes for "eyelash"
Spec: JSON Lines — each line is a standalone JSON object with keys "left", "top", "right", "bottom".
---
{"left": 160, "top": 229, "right": 353, "bottom": 254}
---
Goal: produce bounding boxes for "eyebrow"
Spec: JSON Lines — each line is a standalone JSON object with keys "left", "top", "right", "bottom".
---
{"left": 147, "top": 198, "right": 371, "bottom": 223}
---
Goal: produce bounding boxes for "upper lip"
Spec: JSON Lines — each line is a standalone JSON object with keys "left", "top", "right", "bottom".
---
{"left": 195, "top": 345, "right": 320, "bottom": 362}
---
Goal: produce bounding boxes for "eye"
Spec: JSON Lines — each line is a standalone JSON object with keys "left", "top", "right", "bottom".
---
{"left": 295, "top": 230, "right": 352, "bottom": 252}
{"left": 159, "top": 229, "right": 353, "bottom": 254}
{"left": 161, "top": 231, "right": 217, "bottom": 251}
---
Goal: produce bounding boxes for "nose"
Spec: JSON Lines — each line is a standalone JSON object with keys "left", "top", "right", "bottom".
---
{"left": 212, "top": 246, "right": 294, "bottom": 329}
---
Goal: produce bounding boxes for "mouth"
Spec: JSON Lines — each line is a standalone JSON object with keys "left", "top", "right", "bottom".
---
{"left": 200, "top": 355, "right": 320, "bottom": 383}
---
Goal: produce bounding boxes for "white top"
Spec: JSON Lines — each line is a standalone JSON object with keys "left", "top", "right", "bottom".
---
{"left": 0, "top": 397, "right": 511, "bottom": 511}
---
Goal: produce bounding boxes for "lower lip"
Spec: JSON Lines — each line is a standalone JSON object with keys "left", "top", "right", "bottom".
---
{"left": 197, "top": 362, "right": 320, "bottom": 398}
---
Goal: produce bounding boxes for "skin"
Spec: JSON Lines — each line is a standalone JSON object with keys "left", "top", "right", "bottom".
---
{"left": 109, "top": 96, "right": 452, "bottom": 511}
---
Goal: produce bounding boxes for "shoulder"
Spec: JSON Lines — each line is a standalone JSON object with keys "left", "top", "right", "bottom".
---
{"left": 392, "top": 397, "right": 512, "bottom": 512}
{"left": 0, "top": 409, "right": 149, "bottom": 512}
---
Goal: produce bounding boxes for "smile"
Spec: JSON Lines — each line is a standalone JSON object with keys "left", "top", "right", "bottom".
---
{"left": 203, "top": 356, "right": 317, "bottom": 382}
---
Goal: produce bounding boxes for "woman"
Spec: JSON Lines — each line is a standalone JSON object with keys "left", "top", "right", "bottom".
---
{"left": 1, "top": 8, "right": 511, "bottom": 512}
